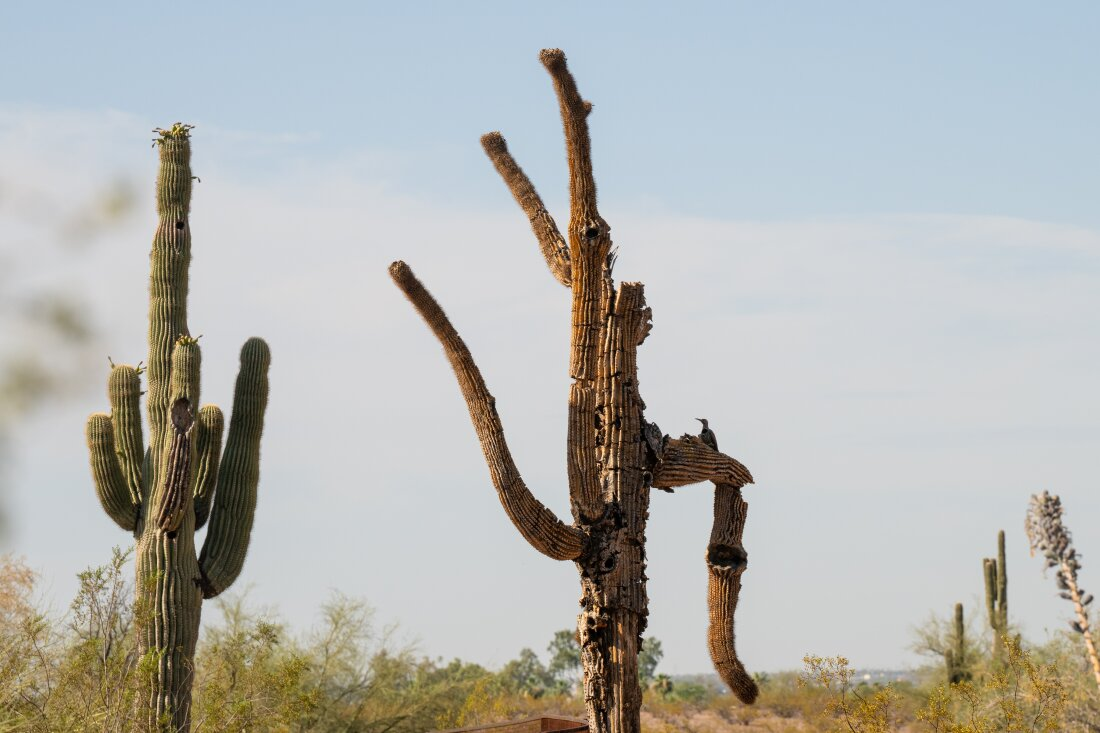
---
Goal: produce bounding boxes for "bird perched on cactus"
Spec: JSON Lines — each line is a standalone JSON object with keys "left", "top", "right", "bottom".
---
{"left": 697, "top": 418, "right": 718, "bottom": 451}
{"left": 85, "top": 123, "right": 271, "bottom": 731}
{"left": 1026, "top": 491, "right": 1100, "bottom": 689}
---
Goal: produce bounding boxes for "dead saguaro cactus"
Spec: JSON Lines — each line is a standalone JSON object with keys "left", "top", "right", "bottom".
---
{"left": 1025, "top": 491, "right": 1100, "bottom": 689}
{"left": 390, "top": 50, "right": 757, "bottom": 733}
{"left": 85, "top": 123, "right": 271, "bottom": 731}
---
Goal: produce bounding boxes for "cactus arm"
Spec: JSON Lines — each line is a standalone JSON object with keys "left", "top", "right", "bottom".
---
{"left": 480, "top": 132, "right": 571, "bottom": 287}
{"left": 107, "top": 365, "right": 146, "bottom": 503}
{"left": 651, "top": 436, "right": 754, "bottom": 490}
{"left": 86, "top": 413, "right": 139, "bottom": 531}
{"left": 198, "top": 338, "right": 270, "bottom": 598}
{"left": 389, "top": 261, "right": 585, "bottom": 561}
{"left": 192, "top": 404, "right": 225, "bottom": 529}
{"left": 540, "top": 49, "right": 598, "bottom": 227}
{"left": 997, "top": 530, "right": 1007, "bottom": 627}
{"left": 706, "top": 483, "right": 758, "bottom": 704}
{"left": 147, "top": 129, "right": 193, "bottom": 456}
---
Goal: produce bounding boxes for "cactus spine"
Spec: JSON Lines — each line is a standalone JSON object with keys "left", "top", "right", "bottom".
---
{"left": 390, "top": 50, "right": 757, "bottom": 733}
{"left": 85, "top": 124, "right": 271, "bottom": 731}
{"left": 983, "top": 530, "right": 1008, "bottom": 665}
{"left": 944, "top": 603, "right": 969, "bottom": 684}
{"left": 1026, "top": 491, "right": 1100, "bottom": 690}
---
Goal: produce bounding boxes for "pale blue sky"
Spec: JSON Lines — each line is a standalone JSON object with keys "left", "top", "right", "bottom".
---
{"left": 2, "top": 3, "right": 1100, "bottom": 677}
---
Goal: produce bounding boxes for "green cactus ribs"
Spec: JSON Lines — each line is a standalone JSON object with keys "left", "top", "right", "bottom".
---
{"left": 84, "top": 124, "right": 271, "bottom": 733}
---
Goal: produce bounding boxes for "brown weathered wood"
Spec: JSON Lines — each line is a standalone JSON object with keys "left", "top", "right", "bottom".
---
{"left": 391, "top": 49, "right": 759, "bottom": 733}
{"left": 390, "top": 261, "right": 585, "bottom": 562}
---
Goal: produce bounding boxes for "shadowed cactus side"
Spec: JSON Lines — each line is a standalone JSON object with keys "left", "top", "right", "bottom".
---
{"left": 85, "top": 123, "right": 271, "bottom": 732}
{"left": 983, "top": 530, "right": 1008, "bottom": 665}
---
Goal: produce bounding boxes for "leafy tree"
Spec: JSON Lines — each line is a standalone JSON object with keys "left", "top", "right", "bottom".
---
{"left": 547, "top": 629, "right": 581, "bottom": 687}
{"left": 638, "top": 637, "right": 663, "bottom": 685}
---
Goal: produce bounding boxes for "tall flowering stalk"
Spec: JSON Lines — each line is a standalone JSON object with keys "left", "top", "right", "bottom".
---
{"left": 1025, "top": 491, "right": 1100, "bottom": 689}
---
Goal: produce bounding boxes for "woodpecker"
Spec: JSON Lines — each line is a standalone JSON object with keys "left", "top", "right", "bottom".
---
{"left": 696, "top": 418, "right": 718, "bottom": 451}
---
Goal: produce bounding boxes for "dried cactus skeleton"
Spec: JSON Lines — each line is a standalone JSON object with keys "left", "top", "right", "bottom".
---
{"left": 390, "top": 50, "right": 758, "bottom": 733}
{"left": 1025, "top": 491, "right": 1100, "bottom": 689}
{"left": 85, "top": 124, "right": 271, "bottom": 731}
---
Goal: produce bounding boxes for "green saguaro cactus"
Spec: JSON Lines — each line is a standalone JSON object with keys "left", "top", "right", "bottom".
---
{"left": 944, "top": 603, "right": 969, "bottom": 684}
{"left": 85, "top": 123, "right": 271, "bottom": 732}
{"left": 983, "top": 530, "right": 1008, "bottom": 665}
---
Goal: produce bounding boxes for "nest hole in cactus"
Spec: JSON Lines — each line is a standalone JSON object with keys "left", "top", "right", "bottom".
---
{"left": 708, "top": 543, "right": 748, "bottom": 572}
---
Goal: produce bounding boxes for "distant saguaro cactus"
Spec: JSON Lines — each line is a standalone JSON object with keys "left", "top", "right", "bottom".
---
{"left": 944, "top": 603, "right": 969, "bottom": 684}
{"left": 983, "top": 530, "right": 1008, "bottom": 664}
{"left": 1025, "top": 491, "right": 1100, "bottom": 689}
{"left": 390, "top": 50, "right": 758, "bottom": 733}
{"left": 85, "top": 123, "right": 271, "bottom": 731}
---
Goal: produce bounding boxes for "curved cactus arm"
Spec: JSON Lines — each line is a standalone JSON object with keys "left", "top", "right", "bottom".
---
{"left": 480, "top": 132, "right": 571, "bottom": 287}
{"left": 389, "top": 261, "right": 585, "bottom": 561}
{"left": 147, "top": 127, "right": 193, "bottom": 456}
{"left": 652, "top": 436, "right": 754, "bottom": 490}
{"left": 192, "top": 404, "right": 225, "bottom": 529}
{"left": 86, "top": 413, "right": 139, "bottom": 531}
{"left": 107, "top": 365, "right": 145, "bottom": 503}
{"left": 706, "top": 483, "right": 758, "bottom": 704}
{"left": 198, "top": 337, "right": 270, "bottom": 598}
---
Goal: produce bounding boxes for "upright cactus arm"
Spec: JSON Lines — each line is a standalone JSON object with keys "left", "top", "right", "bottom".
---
{"left": 192, "top": 404, "right": 225, "bottom": 529}
{"left": 86, "top": 412, "right": 139, "bottom": 531}
{"left": 389, "top": 261, "right": 586, "bottom": 562}
{"left": 108, "top": 365, "right": 145, "bottom": 503}
{"left": 652, "top": 436, "right": 755, "bottom": 490}
{"left": 480, "top": 132, "right": 571, "bottom": 287}
{"left": 198, "top": 338, "right": 271, "bottom": 598}
{"left": 996, "top": 529, "right": 1007, "bottom": 624}
{"left": 706, "top": 483, "right": 758, "bottom": 704}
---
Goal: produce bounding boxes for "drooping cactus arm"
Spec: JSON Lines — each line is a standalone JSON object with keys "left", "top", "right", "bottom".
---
{"left": 706, "top": 483, "right": 758, "bottom": 704}
{"left": 389, "top": 261, "right": 586, "bottom": 561}
{"left": 198, "top": 338, "right": 270, "bottom": 598}
{"left": 192, "top": 405, "right": 225, "bottom": 529}
{"left": 86, "top": 413, "right": 139, "bottom": 531}
{"left": 480, "top": 132, "right": 571, "bottom": 287}
{"left": 108, "top": 365, "right": 145, "bottom": 503}
{"left": 651, "top": 436, "right": 754, "bottom": 490}
{"left": 147, "top": 128, "right": 194, "bottom": 454}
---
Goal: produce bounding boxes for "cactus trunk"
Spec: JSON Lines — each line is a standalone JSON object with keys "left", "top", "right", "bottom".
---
{"left": 85, "top": 124, "right": 270, "bottom": 732}
{"left": 392, "top": 50, "right": 757, "bottom": 733}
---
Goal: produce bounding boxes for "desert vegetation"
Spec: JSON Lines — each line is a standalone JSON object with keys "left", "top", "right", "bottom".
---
{"left": 2, "top": 541, "right": 1100, "bottom": 732}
